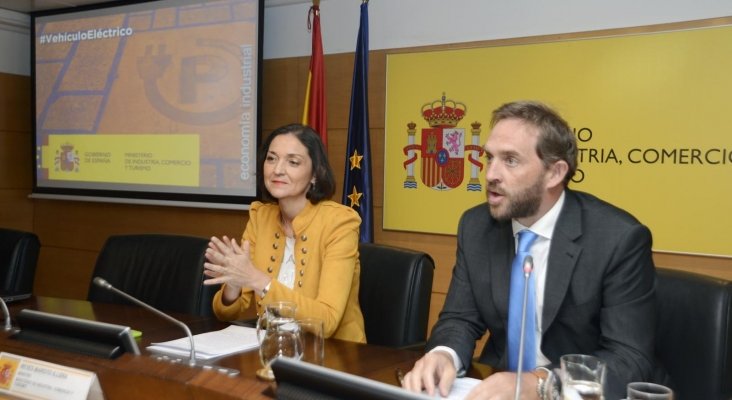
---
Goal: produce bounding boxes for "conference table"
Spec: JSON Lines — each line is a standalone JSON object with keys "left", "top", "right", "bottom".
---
{"left": 2, "top": 297, "right": 463, "bottom": 399}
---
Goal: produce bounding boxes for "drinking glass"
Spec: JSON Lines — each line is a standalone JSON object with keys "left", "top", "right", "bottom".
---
{"left": 256, "top": 301, "right": 301, "bottom": 380}
{"left": 626, "top": 382, "right": 673, "bottom": 400}
{"left": 297, "top": 318, "right": 324, "bottom": 365}
{"left": 560, "top": 354, "right": 606, "bottom": 400}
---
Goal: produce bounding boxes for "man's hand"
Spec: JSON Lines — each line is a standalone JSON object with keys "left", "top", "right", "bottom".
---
{"left": 401, "top": 350, "right": 457, "bottom": 397}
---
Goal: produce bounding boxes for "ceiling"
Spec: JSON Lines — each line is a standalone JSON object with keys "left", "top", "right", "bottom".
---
{"left": 0, "top": 0, "right": 307, "bottom": 14}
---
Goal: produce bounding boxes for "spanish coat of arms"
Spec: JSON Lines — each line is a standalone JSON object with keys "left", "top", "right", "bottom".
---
{"left": 403, "top": 93, "right": 484, "bottom": 191}
{"left": 55, "top": 143, "right": 80, "bottom": 172}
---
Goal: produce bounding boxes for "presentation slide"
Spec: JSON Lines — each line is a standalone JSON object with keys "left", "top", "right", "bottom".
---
{"left": 32, "top": 0, "right": 261, "bottom": 207}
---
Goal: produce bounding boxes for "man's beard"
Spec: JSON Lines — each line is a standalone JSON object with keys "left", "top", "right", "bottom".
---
{"left": 487, "top": 176, "right": 544, "bottom": 222}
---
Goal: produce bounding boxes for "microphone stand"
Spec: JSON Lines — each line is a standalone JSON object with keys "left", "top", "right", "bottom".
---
{"left": 93, "top": 277, "right": 239, "bottom": 376}
{"left": 0, "top": 296, "right": 12, "bottom": 331}
{"left": 93, "top": 277, "right": 196, "bottom": 366}
{"left": 514, "top": 256, "right": 534, "bottom": 400}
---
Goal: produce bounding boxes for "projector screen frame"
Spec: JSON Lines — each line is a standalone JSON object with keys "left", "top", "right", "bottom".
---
{"left": 30, "top": 0, "right": 264, "bottom": 210}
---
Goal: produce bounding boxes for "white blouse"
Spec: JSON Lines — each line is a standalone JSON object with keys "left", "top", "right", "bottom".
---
{"left": 277, "top": 236, "right": 296, "bottom": 289}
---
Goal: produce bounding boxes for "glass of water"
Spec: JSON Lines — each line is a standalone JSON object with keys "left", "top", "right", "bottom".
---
{"left": 255, "top": 301, "right": 302, "bottom": 380}
{"left": 560, "top": 354, "right": 606, "bottom": 400}
{"left": 297, "top": 318, "right": 324, "bottom": 365}
{"left": 626, "top": 382, "right": 673, "bottom": 400}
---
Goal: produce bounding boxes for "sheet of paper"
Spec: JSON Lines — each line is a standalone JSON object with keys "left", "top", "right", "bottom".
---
{"left": 146, "top": 325, "right": 259, "bottom": 360}
{"left": 422, "top": 377, "right": 482, "bottom": 399}
{"left": 444, "top": 377, "right": 481, "bottom": 399}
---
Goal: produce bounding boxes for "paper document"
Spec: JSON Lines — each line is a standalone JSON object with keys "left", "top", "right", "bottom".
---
{"left": 147, "top": 325, "right": 259, "bottom": 360}
{"left": 443, "top": 377, "right": 481, "bottom": 399}
{"left": 423, "top": 377, "right": 482, "bottom": 399}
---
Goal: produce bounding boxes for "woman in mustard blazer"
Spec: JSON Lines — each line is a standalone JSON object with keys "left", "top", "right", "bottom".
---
{"left": 203, "top": 124, "right": 365, "bottom": 343}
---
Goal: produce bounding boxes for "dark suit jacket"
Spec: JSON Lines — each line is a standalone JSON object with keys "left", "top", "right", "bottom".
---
{"left": 427, "top": 189, "right": 657, "bottom": 400}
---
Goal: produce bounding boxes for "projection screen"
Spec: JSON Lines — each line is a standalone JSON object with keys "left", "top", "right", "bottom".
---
{"left": 32, "top": 0, "right": 262, "bottom": 209}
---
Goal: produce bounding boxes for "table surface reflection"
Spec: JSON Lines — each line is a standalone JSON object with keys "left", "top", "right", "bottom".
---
{"left": 3, "top": 296, "right": 432, "bottom": 399}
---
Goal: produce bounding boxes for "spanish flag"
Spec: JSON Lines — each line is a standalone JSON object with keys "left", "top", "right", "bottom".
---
{"left": 302, "top": 1, "right": 327, "bottom": 148}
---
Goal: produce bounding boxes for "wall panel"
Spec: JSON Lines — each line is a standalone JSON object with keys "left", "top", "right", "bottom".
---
{"left": 0, "top": 73, "right": 34, "bottom": 232}
{"left": 0, "top": 72, "right": 30, "bottom": 132}
{"left": 32, "top": 199, "right": 248, "bottom": 299}
{"left": 33, "top": 199, "right": 246, "bottom": 253}
{"left": 0, "top": 189, "right": 34, "bottom": 232}
{"left": 261, "top": 56, "right": 306, "bottom": 131}
{"left": 0, "top": 131, "right": 31, "bottom": 188}
{"left": 34, "top": 247, "right": 98, "bottom": 298}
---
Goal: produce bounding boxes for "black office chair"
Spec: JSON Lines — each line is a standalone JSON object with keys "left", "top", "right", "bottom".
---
{"left": 0, "top": 228, "right": 40, "bottom": 297}
{"left": 87, "top": 234, "right": 217, "bottom": 317}
{"left": 358, "top": 243, "right": 434, "bottom": 350}
{"left": 655, "top": 267, "right": 732, "bottom": 400}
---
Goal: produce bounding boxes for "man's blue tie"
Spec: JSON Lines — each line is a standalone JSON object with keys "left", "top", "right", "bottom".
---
{"left": 507, "top": 230, "right": 538, "bottom": 371}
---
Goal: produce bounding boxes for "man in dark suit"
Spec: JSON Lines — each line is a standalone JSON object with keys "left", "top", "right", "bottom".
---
{"left": 402, "top": 101, "right": 656, "bottom": 400}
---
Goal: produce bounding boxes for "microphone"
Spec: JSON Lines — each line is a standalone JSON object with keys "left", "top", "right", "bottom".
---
{"left": 0, "top": 296, "right": 12, "bottom": 331}
{"left": 513, "top": 255, "right": 534, "bottom": 400}
{"left": 93, "top": 277, "right": 197, "bottom": 366}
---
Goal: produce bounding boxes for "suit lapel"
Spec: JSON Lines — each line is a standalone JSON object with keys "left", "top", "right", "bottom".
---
{"left": 542, "top": 191, "right": 583, "bottom": 332}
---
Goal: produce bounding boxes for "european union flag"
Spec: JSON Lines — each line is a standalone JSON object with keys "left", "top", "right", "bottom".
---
{"left": 341, "top": 0, "right": 372, "bottom": 243}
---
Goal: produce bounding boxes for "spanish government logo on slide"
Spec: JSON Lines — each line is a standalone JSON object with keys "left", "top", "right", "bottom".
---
{"left": 403, "top": 93, "right": 485, "bottom": 191}
{"left": 55, "top": 143, "right": 80, "bottom": 172}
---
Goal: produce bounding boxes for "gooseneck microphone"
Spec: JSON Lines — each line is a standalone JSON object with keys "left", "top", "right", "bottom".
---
{"left": 513, "top": 255, "right": 534, "bottom": 400}
{"left": 0, "top": 296, "right": 12, "bottom": 331}
{"left": 93, "top": 277, "right": 197, "bottom": 366}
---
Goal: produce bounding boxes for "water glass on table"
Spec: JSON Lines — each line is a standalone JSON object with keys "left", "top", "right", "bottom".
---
{"left": 256, "top": 301, "right": 301, "bottom": 380}
{"left": 626, "top": 382, "right": 673, "bottom": 400}
{"left": 560, "top": 354, "right": 606, "bottom": 400}
{"left": 297, "top": 318, "right": 324, "bottom": 365}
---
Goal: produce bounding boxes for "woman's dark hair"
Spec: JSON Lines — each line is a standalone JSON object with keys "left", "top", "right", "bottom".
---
{"left": 257, "top": 123, "right": 335, "bottom": 204}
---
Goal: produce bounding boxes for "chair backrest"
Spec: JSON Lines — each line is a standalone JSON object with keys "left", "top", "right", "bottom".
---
{"left": 87, "top": 234, "right": 217, "bottom": 317}
{"left": 0, "top": 228, "right": 40, "bottom": 295}
{"left": 655, "top": 267, "right": 732, "bottom": 400}
{"left": 358, "top": 243, "right": 434, "bottom": 349}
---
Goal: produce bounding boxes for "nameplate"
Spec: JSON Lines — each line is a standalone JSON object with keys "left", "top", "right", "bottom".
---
{"left": 0, "top": 352, "right": 103, "bottom": 400}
